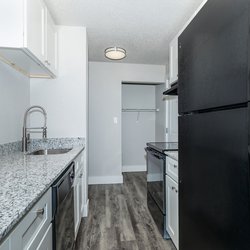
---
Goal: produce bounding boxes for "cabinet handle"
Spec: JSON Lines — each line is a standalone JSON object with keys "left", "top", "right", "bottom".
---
{"left": 173, "top": 165, "right": 177, "bottom": 168}
{"left": 36, "top": 208, "right": 44, "bottom": 216}
{"left": 79, "top": 173, "right": 83, "bottom": 178}
{"left": 171, "top": 187, "right": 178, "bottom": 193}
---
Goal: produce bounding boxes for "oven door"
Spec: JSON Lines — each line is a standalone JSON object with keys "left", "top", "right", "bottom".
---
{"left": 52, "top": 164, "right": 75, "bottom": 250}
{"left": 146, "top": 147, "right": 165, "bottom": 214}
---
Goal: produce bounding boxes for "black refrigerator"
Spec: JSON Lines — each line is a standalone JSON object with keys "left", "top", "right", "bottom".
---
{"left": 178, "top": 0, "right": 250, "bottom": 249}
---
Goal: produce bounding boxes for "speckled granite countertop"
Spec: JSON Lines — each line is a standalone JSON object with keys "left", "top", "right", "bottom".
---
{"left": 165, "top": 151, "right": 178, "bottom": 161}
{"left": 0, "top": 139, "right": 84, "bottom": 243}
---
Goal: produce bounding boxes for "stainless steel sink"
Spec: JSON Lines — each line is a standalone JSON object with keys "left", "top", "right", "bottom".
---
{"left": 28, "top": 148, "right": 72, "bottom": 155}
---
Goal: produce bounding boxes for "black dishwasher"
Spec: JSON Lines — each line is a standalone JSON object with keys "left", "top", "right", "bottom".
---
{"left": 52, "top": 162, "right": 75, "bottom": 250}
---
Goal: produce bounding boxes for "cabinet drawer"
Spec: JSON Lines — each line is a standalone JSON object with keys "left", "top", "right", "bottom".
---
{"left": 0, "top": 238, "right": 10, "bottom": 250}
{"left": 166, "top": 157, "right": 178, "bottom": 182}
{"left": 37, "top": 223, "right": 52, "bottom": 250}
{"left": 11, "top": 188, "right": 52, "bottom": 250}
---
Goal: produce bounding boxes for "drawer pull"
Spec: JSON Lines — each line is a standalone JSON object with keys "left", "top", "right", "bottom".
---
{"left": 36, "top": 208, "right": 44, "bottom": 216}
{"left": 172, "top": 186, "right": 176, "bottom": 191}
{"left": 173, "top": 165, "right": 177, "bottom": 168}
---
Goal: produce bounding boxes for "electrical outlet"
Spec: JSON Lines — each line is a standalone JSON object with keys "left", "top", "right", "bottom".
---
{"left": 113, "top": 117, "right": 118, "bottom": 124}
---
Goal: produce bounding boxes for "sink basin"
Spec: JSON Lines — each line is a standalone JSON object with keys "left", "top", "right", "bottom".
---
{"left": 28, "top": 148, "right": 72, "bottom": 155}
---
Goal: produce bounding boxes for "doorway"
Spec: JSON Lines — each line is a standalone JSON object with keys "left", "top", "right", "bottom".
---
{"left": 121, "top": 82, "right": 166, "bottom": 172}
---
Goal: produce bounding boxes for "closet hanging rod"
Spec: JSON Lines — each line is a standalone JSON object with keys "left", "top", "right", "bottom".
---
{"left": 122, "top": 108, "right": 159, "bottom": 112}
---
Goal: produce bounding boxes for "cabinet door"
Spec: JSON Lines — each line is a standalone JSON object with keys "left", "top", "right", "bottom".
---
{"left": 37, "top": 224, "right": 52, "bottom": 250}
{"left": 166, "top": 175, "right": 179, "bottom": 249}
{"left": 11, "top": 189, "right": 52, "bottom": 250}
{"left": 45, "top": 8, "right": 57, "bottom": 74}
{"left": 79, "top": 170, "right": 84, "bottom": 215}
{"left": 25, "top": 0, "right": 46, "bottom": 62}
{"left": 169, "top": 36, "right": 178, "bottom": 85}
{"left": 74, "top": 177, "right": 81, "bottom": 237}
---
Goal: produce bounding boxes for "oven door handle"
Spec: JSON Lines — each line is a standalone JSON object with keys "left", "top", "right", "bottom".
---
{"left": 152, "top": 152, "right": 164, "bottom": 160}
{"left": 146, "top": 147, "right": 165, "bottom": 160}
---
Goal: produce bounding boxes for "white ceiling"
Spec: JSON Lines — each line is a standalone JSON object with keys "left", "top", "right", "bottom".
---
{"left": 45, "top": 0, "right": 204, "bottom": 65}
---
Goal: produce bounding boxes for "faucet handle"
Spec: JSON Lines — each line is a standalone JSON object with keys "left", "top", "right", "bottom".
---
{"left": 43, "top": 127, "right": 47, "bottom": 139}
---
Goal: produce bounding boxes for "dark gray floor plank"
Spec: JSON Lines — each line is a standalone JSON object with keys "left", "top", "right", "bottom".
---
{"left": 75, "top": 172, "right": 176, "bottom": 250}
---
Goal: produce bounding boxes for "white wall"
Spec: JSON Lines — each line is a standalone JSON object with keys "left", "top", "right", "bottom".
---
{"left": 89, "top": 62, "right": 166, "bottom": 184}
{"left": 122, "top": 84, "right": 156, "bottom": 172}
{"left": 0, "top": 61, "right": 30, "bottom": 144}
{"left": 155, "top": 83, "right": 167, "bottom": 142}
{"left": 30, "top": 26, "right": 88, "bottom": 140}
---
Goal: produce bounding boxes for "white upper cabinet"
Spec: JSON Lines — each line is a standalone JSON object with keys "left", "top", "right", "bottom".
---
{"left": 169, "top": 36, "right": 178, "bottom": 85}
{"left": 0, "top": 0, "right": 57, "bottom": 78}
{"left": 168, "top": 0, "right": 208, "bottom": 86}
{"left": 45, "top": 8, "right": 58, "bottom": 74}
{"left": 25, "top": 0, "right": 46, "bottom": 63}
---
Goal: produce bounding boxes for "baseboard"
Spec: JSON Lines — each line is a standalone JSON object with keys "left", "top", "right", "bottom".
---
{"left": 88, "top": 175, "right": 123, "bottom": 185}
{"left": 147, "top": 173, "right": 162, "bottom": 182}
{"left": 82, "top": 199, "right": 89, "bottom": 217}
{"left": 122, "top": 165, "right": 146, "bottom": 172}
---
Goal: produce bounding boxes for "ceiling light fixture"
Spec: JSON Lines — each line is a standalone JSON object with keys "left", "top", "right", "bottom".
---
{"left": 105, "top": 47, "right": 126, "bottom": 60}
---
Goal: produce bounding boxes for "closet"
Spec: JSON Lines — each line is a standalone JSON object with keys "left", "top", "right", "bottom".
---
{"left": 122, "top": 82, "right": 166, "bottom": 172}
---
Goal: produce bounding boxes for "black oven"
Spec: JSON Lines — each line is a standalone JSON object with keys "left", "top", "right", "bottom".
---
{"left": 146, "top": 147, "right": 170, "bottom": 239}
{"left": 52, "top": 163, "right": 75, "bottom": 250}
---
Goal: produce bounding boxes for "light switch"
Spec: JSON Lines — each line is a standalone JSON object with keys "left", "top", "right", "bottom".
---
{"left": 113, "top": 117, "right": 118, "bottom": 124}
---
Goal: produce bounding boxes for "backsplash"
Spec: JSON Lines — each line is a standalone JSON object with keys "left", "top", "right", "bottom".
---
{"left": 28, "top": 137, "right": 85, "bottom": 152}
{"left": 0, "top": 137, "right": 85, "bottom": 156}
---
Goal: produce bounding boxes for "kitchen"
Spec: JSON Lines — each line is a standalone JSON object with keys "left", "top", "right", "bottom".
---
{"left": 1, "top": 0, "right": 250, "bottom": 250}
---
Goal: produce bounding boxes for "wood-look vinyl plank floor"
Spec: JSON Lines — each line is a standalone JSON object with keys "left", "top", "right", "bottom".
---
{"left": 75, "top": 172, "right": 176, "bottom": 250}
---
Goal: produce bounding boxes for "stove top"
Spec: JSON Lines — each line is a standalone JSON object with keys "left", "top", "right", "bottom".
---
{"left": 146, "top": 142, "right": 178, "bottom": 153}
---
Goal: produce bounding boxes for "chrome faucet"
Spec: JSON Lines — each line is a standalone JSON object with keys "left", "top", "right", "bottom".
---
{"left": 22, "top": 105, "right": 47, "bottom": 152}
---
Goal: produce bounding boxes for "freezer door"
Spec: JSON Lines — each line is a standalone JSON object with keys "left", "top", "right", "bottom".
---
{"left": 178, "top": 0, "right": 249, "bottom": 114}
{"left": 179, "top": 107, "right": 250, "bottom": 250}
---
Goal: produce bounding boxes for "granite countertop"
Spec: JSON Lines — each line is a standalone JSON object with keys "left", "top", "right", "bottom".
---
{"left": 165, "top": 151, "right": 178, "bottom": 161}
{"left": 0, "top": 139, "right": 84, "bottom": 243}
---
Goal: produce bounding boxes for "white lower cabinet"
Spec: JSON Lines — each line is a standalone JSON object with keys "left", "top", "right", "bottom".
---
{"left": 0, "top": 239, "right": 10, "bottom": 250}
{"left": 74, "top": 149, "right": 88, "bottom": 238}
{"left": 37, "top": 224, "right": 53, "bottom": 250}
{"left": 0, "top": 188, "right": 52, "bottom": 250}
{"left": 166, "top": 175, "right": 179, "bottom": 249}
{"left": 166, "top": 157, "right": 178, "bottom": 182}
{"left": 74, "top": 175, "right": 81, "bottom": 236}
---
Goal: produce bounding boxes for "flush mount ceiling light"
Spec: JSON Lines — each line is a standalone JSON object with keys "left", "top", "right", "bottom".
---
{"left": 105, "top": 47, "right": 126, "bottom": 60}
